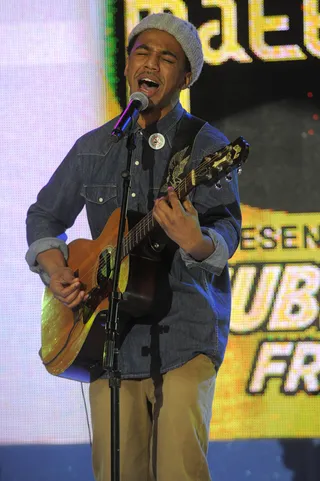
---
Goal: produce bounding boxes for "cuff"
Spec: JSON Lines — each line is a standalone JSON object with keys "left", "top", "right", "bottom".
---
{"left": 179, "top": 227, "right": 229, "bottom": 275}
{"left": 25, "top": 237, "right": 69, "bottom": 285}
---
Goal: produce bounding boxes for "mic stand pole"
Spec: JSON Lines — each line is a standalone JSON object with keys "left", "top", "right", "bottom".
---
{"left": 102, "top": 131, "right": 136, "bottom": 481}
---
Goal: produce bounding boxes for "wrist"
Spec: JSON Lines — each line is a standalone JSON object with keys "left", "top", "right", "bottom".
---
{"left": 36, "top": 249, "right": 67, "bottom": 277}
{"left": 183, "top": 233, "right": 215, "bottom": 261}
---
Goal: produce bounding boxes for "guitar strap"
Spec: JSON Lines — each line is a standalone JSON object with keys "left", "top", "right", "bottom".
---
{"left": 157, "top": 110, "right": 207, "bottom": 197}
{"left": 148, "top": 110, "right": 207, "bottom": 251}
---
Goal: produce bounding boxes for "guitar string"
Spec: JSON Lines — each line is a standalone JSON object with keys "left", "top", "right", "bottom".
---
{"left": 74, "top": 144, "right": 239, "bottom": 290}
{"left": 102, "top": 144, "right": 234, "bottom": 259}
{"left": 75, "top": 171, "right": 189, "bottom": 283}
{"left": 67, "top": 144, "right": 240, "bottom": 294}
{"left": 94, "top": 144, "right": 239, "bottom": 270}
{"left": 93, "top": 171, "right": 195, "bottom": 274}
{"left": 119, "top": 141, "right": 241, "bottom": 248}
{"left": 76, "top": 176, "right": 191, "bottom": 290}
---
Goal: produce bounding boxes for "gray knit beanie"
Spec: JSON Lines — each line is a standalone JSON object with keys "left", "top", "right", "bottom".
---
{"left": 128, "top": 13, "right": 204, "bottom": 86}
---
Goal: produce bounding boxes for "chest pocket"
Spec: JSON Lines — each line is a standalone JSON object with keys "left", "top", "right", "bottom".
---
{"left": 81, "top": 184, "right": 117, "bottom": 205}
{"left": 80, "top": 184, "right": 118, "bottom": 234}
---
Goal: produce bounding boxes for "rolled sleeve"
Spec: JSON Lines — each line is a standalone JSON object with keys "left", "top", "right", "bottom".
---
{"left": 25, "top": 237, "right": 69, "bottom": 285}
{"left": 185, "top": 121, "right": 241, "bottom": 272}
{"left": 179, "top": 227, "right": 229, "bottom": 275}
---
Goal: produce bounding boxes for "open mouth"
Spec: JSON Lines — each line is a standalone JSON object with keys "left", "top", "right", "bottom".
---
{"left": 138, "top": 77, "right": 160, "bottom": 97}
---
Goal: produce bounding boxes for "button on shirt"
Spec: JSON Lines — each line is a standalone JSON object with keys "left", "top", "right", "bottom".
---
{"left": 26, "top": 102, "right": 241, "bottom": 378}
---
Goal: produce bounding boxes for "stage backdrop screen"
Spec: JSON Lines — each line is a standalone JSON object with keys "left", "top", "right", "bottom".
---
{"left": 1, "top": 0, "right": 319, "bottom": 446}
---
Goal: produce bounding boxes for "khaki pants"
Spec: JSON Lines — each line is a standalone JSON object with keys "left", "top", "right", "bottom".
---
{"left": 89, "top": 354, "right": 216, "bottom": 481}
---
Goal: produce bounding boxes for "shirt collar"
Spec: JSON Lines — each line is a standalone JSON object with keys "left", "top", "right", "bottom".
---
{"left": 137, "top": 101, "right": 185, "bottom": 137}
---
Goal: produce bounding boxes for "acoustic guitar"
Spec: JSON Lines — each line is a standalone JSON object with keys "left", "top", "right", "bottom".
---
{"left": 39, "top": 137, "right": 249, "bottom": 382}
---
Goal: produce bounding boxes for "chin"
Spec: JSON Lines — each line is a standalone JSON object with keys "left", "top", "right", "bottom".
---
{"left": 146, "top": 98, "right": 162, "bottom": 111}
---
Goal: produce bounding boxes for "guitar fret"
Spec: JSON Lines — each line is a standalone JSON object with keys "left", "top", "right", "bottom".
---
{"left": 181, "top": 178, "right": 186, "bottom": 197}
{"left": 134, "top": 229, "right": 138, "bottom": 248}
{"left": 123, "top": 240, "right": 127, "bottom": 258}
{"left": 177, "top": 176, "right": 188, "bottom": 199}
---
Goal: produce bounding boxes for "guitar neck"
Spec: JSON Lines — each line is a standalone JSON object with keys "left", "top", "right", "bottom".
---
{"left": 120, "top": 138, "right": 248, "bottom": 259}
{"left": 121, "top": 174, "right": 193, "bottom": 259}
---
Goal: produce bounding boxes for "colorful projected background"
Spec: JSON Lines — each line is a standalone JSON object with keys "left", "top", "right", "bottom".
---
{"left": 108, "top": 0, "right": 320, "bottom": 440}
{"left": 1, "top": 0, "right": 319, "bottom": 456}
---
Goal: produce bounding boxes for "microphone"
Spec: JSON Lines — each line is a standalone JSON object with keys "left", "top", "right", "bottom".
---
{"left": 111, "top": 92, "right": 149, "bottom": 142}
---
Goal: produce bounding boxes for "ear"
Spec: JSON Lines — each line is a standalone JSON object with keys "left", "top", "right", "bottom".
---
{"left": 181, "top": 71, "right": 192, "bottom": 90}
{"left": 124, "top": 57, "right": 129, "bottom": 77}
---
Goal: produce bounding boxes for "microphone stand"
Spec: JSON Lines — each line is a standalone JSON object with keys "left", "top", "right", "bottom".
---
{"left": 102, "top": 131, "right": 136, "bottom": 481}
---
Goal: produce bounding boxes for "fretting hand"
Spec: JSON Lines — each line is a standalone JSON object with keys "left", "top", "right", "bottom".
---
{"left": 152, "top": 187, "right": 215, "bottom": 261}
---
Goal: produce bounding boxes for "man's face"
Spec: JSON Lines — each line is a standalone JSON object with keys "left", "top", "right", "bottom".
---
{"left": 124, "top": 29, "right": 192, "bottom": 116}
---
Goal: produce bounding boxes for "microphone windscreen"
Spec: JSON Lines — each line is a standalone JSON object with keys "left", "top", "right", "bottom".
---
{"left": 129, "top": 92, "right": 149, "bottom": 111}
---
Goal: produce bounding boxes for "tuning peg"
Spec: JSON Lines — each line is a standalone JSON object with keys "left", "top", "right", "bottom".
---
{"left": 226, "top": 173, "right": 232, "bottom": 182}
{"left": 237, "top": 167, "right": 243, "bottom": 175}
{"left": 215, "top": 181, "right": 222, "bottom": 190}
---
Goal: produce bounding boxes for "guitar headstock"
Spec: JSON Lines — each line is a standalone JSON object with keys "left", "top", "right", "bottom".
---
{"left": 195, "top": 136, "right": 249, "bottom": 188}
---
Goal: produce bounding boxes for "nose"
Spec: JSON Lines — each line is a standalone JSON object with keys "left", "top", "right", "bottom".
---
{"left": 144, "top": 52, "right": 160, "bottom": 71}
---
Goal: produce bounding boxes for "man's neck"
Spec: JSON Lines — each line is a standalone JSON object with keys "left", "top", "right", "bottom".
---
{"left": 137, "top": 108, "right": 163, "bottom": 129}
{"left": 137, "top": 98, "right": 179, "bottom": 129}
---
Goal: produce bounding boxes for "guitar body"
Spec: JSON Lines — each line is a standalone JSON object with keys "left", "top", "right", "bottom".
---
{"left": 40, "top": 208, "right": 170, "bottom": 382}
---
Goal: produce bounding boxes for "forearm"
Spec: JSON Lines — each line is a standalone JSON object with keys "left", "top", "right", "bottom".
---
{"left": 36, "top": 249, "right": 67, "bottom": 277}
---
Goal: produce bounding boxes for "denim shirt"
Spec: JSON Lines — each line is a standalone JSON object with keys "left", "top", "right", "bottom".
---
{"left": 26, "top": 102, "right": 241, "bottom": 378}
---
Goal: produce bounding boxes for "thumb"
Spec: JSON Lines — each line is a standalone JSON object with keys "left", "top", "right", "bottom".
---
{"left": 52, "top": 266, "right": 75, "bottom": 284}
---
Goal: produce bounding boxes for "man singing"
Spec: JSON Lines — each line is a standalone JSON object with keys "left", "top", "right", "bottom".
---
{"left": 26, "top": 13, "right": 241, "bottom": 481}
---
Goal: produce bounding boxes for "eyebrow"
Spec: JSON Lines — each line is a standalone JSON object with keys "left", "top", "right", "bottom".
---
{"left": 135, "top": 44, "right": 178, "bottom": 60}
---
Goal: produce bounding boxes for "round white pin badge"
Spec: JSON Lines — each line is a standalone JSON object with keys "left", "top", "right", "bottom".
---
{"left": 148, "top": 133, "right": 165, "bottom": 150}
